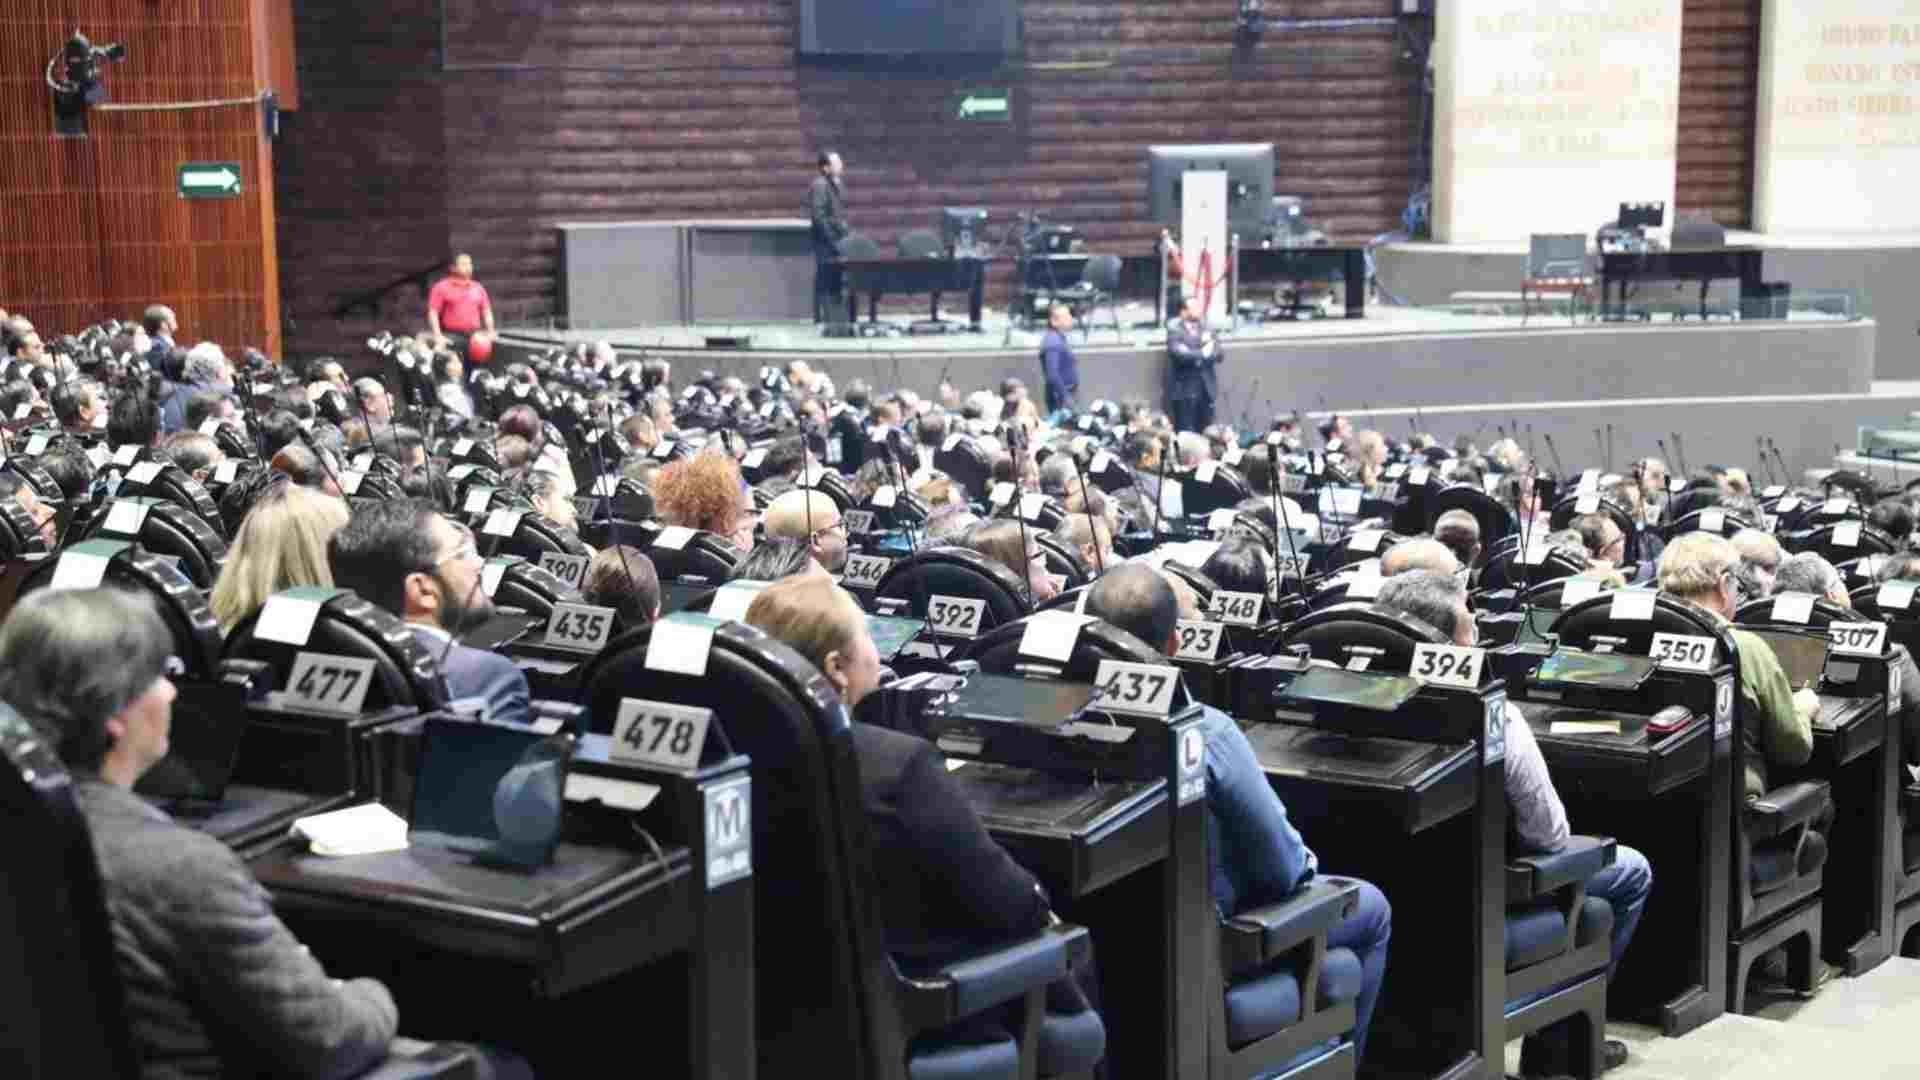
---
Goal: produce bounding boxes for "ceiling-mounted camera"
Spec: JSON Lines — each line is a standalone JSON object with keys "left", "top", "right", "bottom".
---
{"left": 47, "top": 31, "right": 128, "bottom": 137}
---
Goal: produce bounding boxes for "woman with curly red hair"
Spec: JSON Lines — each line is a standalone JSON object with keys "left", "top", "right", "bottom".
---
{"left": 654, "top": 450, "right": 757, "bottom": 551}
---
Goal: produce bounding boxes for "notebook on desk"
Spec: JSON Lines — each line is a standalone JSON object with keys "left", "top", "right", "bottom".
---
{"left": 1743, "top": 629, "right": 1829, "bottom": 693}
{"left": 410, "top": 717, "right": 575, "bottom": 870}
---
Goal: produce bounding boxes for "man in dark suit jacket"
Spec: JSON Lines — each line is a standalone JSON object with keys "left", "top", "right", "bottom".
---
{"left": 809, "top": 151, "right": 850, "bottom": 326}
{"left": 1038, "top": 304, "right": 1079, "bottom": 415}
{"left": 1166, "top": 295, "right": 1221, "bottom": 433}
{"left": 329, "top": 498, "right": 532, "bottom": 726}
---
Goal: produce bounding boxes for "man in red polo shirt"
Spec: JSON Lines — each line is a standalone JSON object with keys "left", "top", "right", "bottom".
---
{"left": 427, "top": 253, "right": 495, "bottom": 363}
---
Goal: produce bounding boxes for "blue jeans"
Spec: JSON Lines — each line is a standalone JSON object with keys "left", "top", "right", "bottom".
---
{"left": 1587, "top": 843, "right": 1652, "bottom": 977}
{"left": 1327, "top": 879, "right": 1392, "bottom": 1060}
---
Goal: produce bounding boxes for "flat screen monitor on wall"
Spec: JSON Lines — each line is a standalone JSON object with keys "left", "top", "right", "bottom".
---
{"left": 1147, "top": 143, "right": 1276, "bottom": 237}
{"left": 800, "top": 0, "right": 1020, "bottom": 56}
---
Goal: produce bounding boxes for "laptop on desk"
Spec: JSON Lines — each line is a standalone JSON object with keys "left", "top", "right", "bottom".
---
{"left": 137, "top": 704, "right": 250, "bottom": 808}
{"left": 410, "top": 716, "right": 574, "bottom": 871}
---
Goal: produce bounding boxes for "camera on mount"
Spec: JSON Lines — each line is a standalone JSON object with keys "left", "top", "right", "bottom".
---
{"left": 49, "top": 32, "right": 129, "bottom": 137}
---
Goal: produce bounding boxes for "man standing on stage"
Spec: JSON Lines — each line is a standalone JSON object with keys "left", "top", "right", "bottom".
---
{"left": 1166, "top": 295, "right": 1221, "bottom": 432}
{"left": 1038, "top": 303, "right": 1079, "bottom": 416}
{"left": 809, "top": 151, "right": 850, "bottom": 326}
{"left": 427, "top": 253, "right": 496, "bottom": 364}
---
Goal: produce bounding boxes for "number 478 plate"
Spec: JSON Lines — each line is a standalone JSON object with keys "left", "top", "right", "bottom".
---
{"left": 609, "top": 698, "right": 711, "bottom": 771}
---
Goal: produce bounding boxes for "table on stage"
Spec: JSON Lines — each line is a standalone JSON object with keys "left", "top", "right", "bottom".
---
{"left": 838, "top": 255, "right": 994, "bottom": 330}
{"left": 1596, "top": 246, "right": 1766, "bottom": 321}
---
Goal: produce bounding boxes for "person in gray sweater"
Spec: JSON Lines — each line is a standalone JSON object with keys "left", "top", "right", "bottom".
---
{"left": 0, "top": 587, "right": 398, "bottom": 1079}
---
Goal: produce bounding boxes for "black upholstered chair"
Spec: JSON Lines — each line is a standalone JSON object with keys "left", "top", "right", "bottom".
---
{"left": 935, "top": 435, "right": 994, "bottom": 505}
{"left": 1784, "top": 521, "right": 1898, "bottom": 565}
{"left": 577, "top": 615, "right": 1098, "bottom": 1079}
{"left": 644, "top": 525, "right": 742, "bottom": 586}
{"left": 1281, "top": 603, "right": 1450, "bottom": 675}
{"left": 85, "top": 497, "right": 228, "bottom": 589}
{"left": 1429, "top": 484, "right": 1516, "bottom": 546}
{"left": 1179, "top": 462, "right": 1252, "bottom": 520}
{"left": 873, "top": 546, "right": 1034, "bottom": 639}
{"left": 223, "top": 588, "right": 449, "bottom": 716}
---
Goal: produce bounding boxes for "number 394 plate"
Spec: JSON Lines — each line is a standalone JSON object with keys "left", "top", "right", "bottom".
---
{"left": 1409, "top": 643, "right": 1483, "bottom": 688}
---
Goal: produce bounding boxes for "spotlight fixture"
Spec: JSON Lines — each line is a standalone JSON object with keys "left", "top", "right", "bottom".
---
{"left": 47, "top": 31, "right": 129, "bottom": 137}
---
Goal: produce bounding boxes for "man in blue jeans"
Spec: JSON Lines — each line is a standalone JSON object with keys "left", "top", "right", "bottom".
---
{"left": 1084, "top": 565, "right": 1392, "bottom": 1060}
{"left": 1379, "top": 570, "right": 1653, "bottom": 1075}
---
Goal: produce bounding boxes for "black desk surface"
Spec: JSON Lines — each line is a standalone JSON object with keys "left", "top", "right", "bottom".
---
{"left": 1245, "top": 723, "right": 1477, "bottom": 834}
{"left": 168, "top": 785, "right": 351, "bottom": 857}
{"left": 945, "top": 762, "right": 1167, "bottom": 898}
{"left": 1512, "top": 700, "right": 1712, "bottom": 798}
{"left": 253, "top": 839, "right": 692, "bottom": 997}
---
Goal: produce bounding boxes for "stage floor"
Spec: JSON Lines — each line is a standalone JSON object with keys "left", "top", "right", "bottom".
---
{"left": 498, "top": 298, "right": 1852, "bottom": 358}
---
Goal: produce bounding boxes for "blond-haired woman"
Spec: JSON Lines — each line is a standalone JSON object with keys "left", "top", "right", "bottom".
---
{"left": 209, "top": 481, "right": 350, "bottom": 632}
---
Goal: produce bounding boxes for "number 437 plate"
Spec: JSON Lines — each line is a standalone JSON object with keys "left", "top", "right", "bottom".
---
{"left": 1091, "top": 660, "right": 1182, "bottom": 718}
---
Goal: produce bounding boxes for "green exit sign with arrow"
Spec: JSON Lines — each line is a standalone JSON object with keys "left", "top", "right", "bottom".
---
{"left": 956, "top": 89, "right": 1011, "bottom": 122}
{"left": 178, "top": 162, "right": 243, "bottom": 199}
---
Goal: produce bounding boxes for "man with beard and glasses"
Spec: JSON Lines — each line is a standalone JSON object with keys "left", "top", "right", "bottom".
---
{"left": 327, "top": 499, "right": 530, "bottom": 725}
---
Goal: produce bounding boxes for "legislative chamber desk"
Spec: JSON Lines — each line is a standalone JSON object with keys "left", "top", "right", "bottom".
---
{"left": 838, "top": 255, "right": 992, "bottom": 329}
{"left": 249, "top": 740, "right": 755, "bottom": 1079}
{"left": 1492, "top": 645, "right": 1732, "bottom": 1035}
{"left": 1233, "top": 245, "right": 1369, "bottom": 320}
{"left": 1232, "top": 658, "right": 1506, "bottom": 1080}
{"left": 877, "top": 671, "right": 1209, "bottom": 1080}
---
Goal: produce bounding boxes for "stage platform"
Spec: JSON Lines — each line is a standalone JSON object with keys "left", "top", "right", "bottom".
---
{"left": 1376, "top": 229, "right": 1920, "bottom": 379}
{"left": 496, "top": 298, "right": 1892, "bottom": 479}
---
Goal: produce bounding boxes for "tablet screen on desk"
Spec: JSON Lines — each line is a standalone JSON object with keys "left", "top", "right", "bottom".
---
{"left": 412, "top": 718, "right": 573, "bottom": 870}
{"left": 867, "top": 615, "right": 927, "bottom": 661}
{"left": 947, "top": 673, "right": 1096, "bottom": 726}
{"left": 1745, "top": 629, "right": 1829, "bottom": 692}
{"left": 1278, "top": 667, "right": 1422, "bottom": 712}
{"left": 1534, "top": 649, "right": 1655, "bottom": 691}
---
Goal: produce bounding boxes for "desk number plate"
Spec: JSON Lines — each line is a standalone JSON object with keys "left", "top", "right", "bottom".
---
{"left": 927, "top": 594, "right": 985, "bottom": 639}
{"left": 1092, "top": 660, "right": 1180, "bottom": 718}
{"left": 1828, "top": 621, "right": 1888, "bottom": 658}
{"left": 1208, "top": 590, "right": 1264, "bottom": 627}
{"left": 1649, "top": 632, "right": 1716, "bottom": 673}
{"left": 842, "top": 509, "right": 876, "bottom": 534}
{"left": 1173, "top": 620, "right": 1225, "bottom": 661}
{"left": 1410, "top": 643, "right": 1483, "bottom": 688}
{"left": 610, "top": 697, "right": 711, "bottom": 773}
{"left": 285, "top": 652, "right": 377, "bottom": 716}
{"left": 543, "top": 602, "right": 616, "bottom": 653}
{"left": 538, "top": 551, "right": 589, "bottom": 588}
{"left": 842, "top": 553, "right": 890, "bottom": 590}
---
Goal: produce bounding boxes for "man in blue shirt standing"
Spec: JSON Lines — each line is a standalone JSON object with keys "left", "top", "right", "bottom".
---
{"left": 1038, "top": 303, "right": 1079, "bottom": 417}
{"left": 1083, "top": 565, "right": 1392, "bottom": 1060}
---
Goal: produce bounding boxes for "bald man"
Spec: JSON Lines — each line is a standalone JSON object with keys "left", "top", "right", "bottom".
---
{"left": 1381, "top": 537, "right": 1461, "bottom": 577}
{"left": 764, "top": 489, "right": 848, "bottom": 572}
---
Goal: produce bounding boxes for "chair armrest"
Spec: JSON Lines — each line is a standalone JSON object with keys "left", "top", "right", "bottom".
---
{"left": 1221, "top": 877, "right": 1361, "bottom": 975}
{"left": 897, "top": 923, "right": 1088, "bottom": 1023}
{"left": 1507, "top": 835, "right": 1616, "bottom": 905}
{"left": 216, "top": 657, "right": 275, "bottom": 701}
{"left": 1746, "top": 780, "right": 1832, "bottom": 839}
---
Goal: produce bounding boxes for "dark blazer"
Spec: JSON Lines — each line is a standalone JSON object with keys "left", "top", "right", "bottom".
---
{"left": 852, "top": 723, "right": 1052, "bottom": 963}
{"left": 1039, "top": 329, "right": 1079, "bottom": 407}
{"left": 74, "top": 779, "right": 398, "bottom": 1079}
{"left": 1166, "top": 317, "right": 1221, "bottom": 404}
{"left": 808, "top": 174, "right": 848, "bottom": 257}
{"left": 411, "top": 626, "right": 531, "bottom": 726}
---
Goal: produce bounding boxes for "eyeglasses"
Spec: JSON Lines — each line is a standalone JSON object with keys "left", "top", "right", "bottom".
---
{"left": 810, "top": 519, "right": 846, "bottom": 540}
{"left": 431, "top": 541, "right": 480, "bottom": 569}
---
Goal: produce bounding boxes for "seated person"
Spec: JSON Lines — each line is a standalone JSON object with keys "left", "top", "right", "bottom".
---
{"left": 7, "top": 471, "right": 56, "bottom": 548}
{"left": 1869, "top": 496, "right": 1915, "bottom": 545}
{"left": 1433, "top": 509, "right": 1482, "bottom": 572}
{"left": 1380, "top": 537, "right": 1460, "bottom": 578}
{"left": 0, "top": 587, "right": 399, "bottom": 1078}
{"left": 1569, "top": 513, "right": 1626, "bottom": 571}
{"left": 1776, "top": 552, "right": 1920, "bottom": 723}
{"left": 269, "top": 443, "right": 342, "bottom": 498}
{"left": 742, "top": 576, "right": 1099, "bottom": 1053}
{"left": 1051, "top": 509, "right": 1115, "bottom": 579}
{"left": 654, "top": 450, "right": 757, "bottom": 553}
{"left": 963, "top": 519, "right": 1059, "bottom": 604}
{"left": 733, "top": 537, "right": 819, "bottom": 583}
{"left": 506, "top": 466, "right": 579, "bottom": 536}
{"left": 1081, "top": 564, "right": 1393, "bottom": 1060}
{"left": 582, "top": 545, "right": 660, "bottom": 628}
{"left": 38, "top": 439, "right": 97, "bottom": 502}
{"left": 328, "top": 499, "right": 530, "bottom": 725}
{"left": 1658, "top": 533, "right": 1816, "bottom": 800}
{"left": 763, "top": 489, "right": 847, "bottom": 573}
{"left": 1199, "top": 536, "right": 1269, "bottom": 598}
{"left": 1376, "top": 569, "right": 1650, "bottom": 1074}
{"left": 210, "top": 481, "right": 351, "bottom": 634}
{"left": 162, "top": 430, "right": 225, "bottom": 485}
{"left": 1730, "top": 528, "right": 1783, "bottom": 600}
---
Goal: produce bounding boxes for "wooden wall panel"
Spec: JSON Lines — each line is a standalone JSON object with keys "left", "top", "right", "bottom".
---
{"left": 280, "top": 0, "right": 1422, "bottom": 353}
{"left": 0, "top": 1, "right": 280, "bottom": 353}
{"left": 1675, "top": 0, "right": 1761, "bottom": 228}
